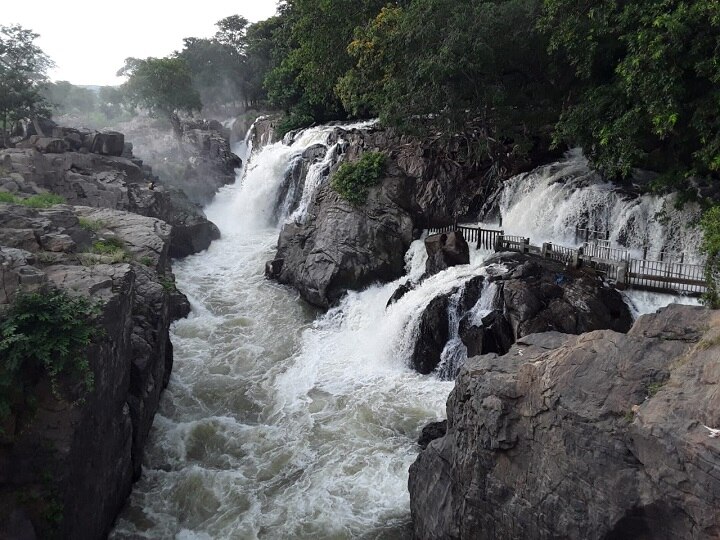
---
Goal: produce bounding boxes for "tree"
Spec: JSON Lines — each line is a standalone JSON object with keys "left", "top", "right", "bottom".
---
{"left": 541, "top": 0, "right": 720, "bottom": 182}
{"left": 338, "top": 0, "right": 563, "bottom": 161}
{"left": 265, "top": 0, "right": 388, "bottom": 131}
{"left": 0, "top": 24, "right": 53, "bottom": 142}
{"left": 118, "top": 56, "right": 201, "bottom": 134}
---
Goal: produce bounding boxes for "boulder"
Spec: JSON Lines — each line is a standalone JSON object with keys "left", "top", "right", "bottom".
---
{"left": 272, "top": 178, "right": 414, "bottom": 308}
{"left": 408, "top": 253, "right": 632, "bottom": 376}
{"left": 411, "top": 294, "right": 451, "bottom": 374}
{"left": 88, "top": 131, "right": 125, "bottom": 156}
{"left": 424, "top": 231, "right": 470, "bottom": 276}
{"left": 409, "top": 305, "right": 720, "bottom": 540}
{"left": 418, "top": 420, "right": 447, "bottom": 449}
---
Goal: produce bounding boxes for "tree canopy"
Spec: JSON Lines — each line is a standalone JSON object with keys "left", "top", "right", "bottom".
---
{"left": 0, "top": 24, "right": 53, "bottom": 137}
{"left": 118, "top": 56, "right": 201, "bottom": 126}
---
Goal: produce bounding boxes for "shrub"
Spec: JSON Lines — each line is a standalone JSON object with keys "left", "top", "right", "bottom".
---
{"left": 0, "top": 192, "right": 18, "bottom": 203}
{"left": 0, "top": 289, "right": 98, "bottom": 423}
{"left": 700, "top": 206, "right": 720, "bottom": 308}
{"left": 331, "top": 151, "right": 386, "bottom": 205}
{"left": 20, "top": 193, "right": 66, "bottom": 208}
{"left": 77, "top": 218, "right": 106, "bottom": 232}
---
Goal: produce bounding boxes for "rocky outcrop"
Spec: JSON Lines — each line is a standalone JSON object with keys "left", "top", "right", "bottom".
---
{"left": 0, "top": 140, "right": 219, "bottom": 257}
{"left": 424, "top": 231, "right": 470, "bottom": 277}
{"left": 409, "top": 304, "right": 720, "bottom": 540}
{"left": 267, "top": 124, "right": 558, "bottom": 308}
{"left": 0, "top": 202, "right": 188, "bottom": 540}
{"left": 269, "top": 176, "right": 414, "bottom": 308}
{"left": 409, "top": 253, "right": 633, "bottom": 376}
{"left": 91, "top": 115, "right": 242, "bottom": 206}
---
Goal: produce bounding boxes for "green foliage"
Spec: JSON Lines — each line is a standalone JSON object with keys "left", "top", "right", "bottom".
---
{"left": 21, "top": 193, "right": 65, "bottom": 208}
{"left": 0, "top": 289, "right": 98, "bottom": 422}
{"left": 340, "top": 0, "right": 561, "bottom": 146}
{"left": 541, "top": 0, "right": 720, "bottom": 180}
{"left": 701, "top": 206, "right": 720, "bottom": 308}
{"left": 0, "top": 193, "right": 65, "bottom": 208}
{"left": 646, "top": 381, "right": 666, "bottom": 398}
{"left": 265, "top": 0, "right": 387, "bottom": 126}
{"left": 77, "top": 218, "right": 106, "bottom": 232}
{"left": 331, "top": 152, "right": 386, "bottom": 205}
{"left": 118, "top": 56, "right": 202, "bottom": 122}
{"left": 41, "top": 82, "right": 134, "bottom": 127}
{"left": 159, "top": 276, "right": 176, "bottom": 292}
{"left": 0, "top": 24, "right": 53, "bottom": 137}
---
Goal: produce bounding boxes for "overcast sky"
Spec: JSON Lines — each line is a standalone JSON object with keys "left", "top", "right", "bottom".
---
{"left": 2, "top": 1, "right": 279, "bottom": 86}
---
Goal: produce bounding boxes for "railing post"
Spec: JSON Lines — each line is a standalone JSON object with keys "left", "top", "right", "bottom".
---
{"left": 643, "top": 246, "right": 648, "bottom": 260}
{"left": 523, "top": 237, "right": 530, "bottom": 254}
{"left": 616, "top": 261, "right": 628, "bottom": 289}
{"left": 541, "top": 242, "right": 551, "bottom": 258}
{"left": 574, "top": 246, "right": 583, "bottom": 269}
{"left": 585, "top": 229, "right": 590, "bottom": 243}
{"left": 495, "top": 234, "right": 504, "bottom": 252}
{"left": 498, "top": 216, "right": 503, "bottom": 228}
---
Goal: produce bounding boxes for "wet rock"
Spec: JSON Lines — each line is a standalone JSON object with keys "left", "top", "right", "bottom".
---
{"left": 488, "top": 252, "right": 633, "bottom": 337}
{"left": 273, "top": 177, "right": 414, "bottom": 308}
{"left": 424, "top": 231, "right": 470, "bottom": 276}
{"left": 387, "top": 282, "right": 414, "bottom": 307}
{"left": 265, "top": 258, "right": 284, "bottom": 279}
{"left": 418, "top": 420, "right": 447, "bottom": 449}
{"left": 409, "top": 305, "right": 720, "bottom": 540}
{"left": 411, "top": 294, "right": 451, "bottom": 374}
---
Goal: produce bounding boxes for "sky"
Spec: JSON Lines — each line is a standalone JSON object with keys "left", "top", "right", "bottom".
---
{"left": 2, "top": 1, "right": 279, "bottom": 86}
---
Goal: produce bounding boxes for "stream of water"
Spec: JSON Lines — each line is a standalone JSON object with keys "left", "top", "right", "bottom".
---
{"left": 112, "top": 127, "right": 701, "bottom": 539}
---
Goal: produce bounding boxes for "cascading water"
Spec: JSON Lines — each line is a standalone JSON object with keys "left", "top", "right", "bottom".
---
{"left": 111, "top": 122, "right": 457, "bottom": 539}
{"left": 497, "top": 149, "right": 704, "bottom": 263}
{"left": 112, "top": 129, "right": 703, "bottom": 539}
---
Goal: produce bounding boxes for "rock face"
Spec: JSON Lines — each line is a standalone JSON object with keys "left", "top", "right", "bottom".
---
{"left": 0, "top": 203, "right": 188, "bottom": 540}
{"left": 409, "top": 253, "right": 633, "bottom": 376}
{"left": 270, "top": 177, "right": 414, "bottom": 308}
{"left": 0, "top": 142, "right": 219, "bottom": 257}
{"left": 409, "top": 304, "right": 720, "bottom": 540}
{"left": 267, "top": 125, "right": 558, "bottom": 308}
{"left": 424, "top": 231, "right": 470, "bottom": 277}
{"left": 108, "top": 116, "right": 242, "bottom": 205}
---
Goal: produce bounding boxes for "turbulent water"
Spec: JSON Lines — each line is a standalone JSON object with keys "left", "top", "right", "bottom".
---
{"left": 113, "top": 129, "right": 700, "bottom": 539}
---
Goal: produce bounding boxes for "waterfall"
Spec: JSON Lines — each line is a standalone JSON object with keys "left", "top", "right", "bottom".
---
{"left": 112, "top": 130, "right": 702, "bottom": 539}
{"left": 112, "top": 121, "right": 454, "bottom": 539}
{"left": 496, "top": 149, "right": 704, "bottom": 263}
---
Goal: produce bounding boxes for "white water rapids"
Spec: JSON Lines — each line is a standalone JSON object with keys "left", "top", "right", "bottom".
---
{"left": 112, "top": 127, "right": 701, "bottom": 539}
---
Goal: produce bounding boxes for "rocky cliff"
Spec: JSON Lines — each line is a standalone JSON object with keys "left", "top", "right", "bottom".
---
{"left": 0, "top": 203, "right": 189, "bottom": 539}
{"left": 0, "top": 121, "right": 233, "bottom": 538}
{"left": 267, "top": 125, "right": 558, "bottom": 308}
{"left": 0, "top": 127, "right": 220, "bottom": 257}
{"left": 408, "top": 304, "right": 720, "bottom": 539}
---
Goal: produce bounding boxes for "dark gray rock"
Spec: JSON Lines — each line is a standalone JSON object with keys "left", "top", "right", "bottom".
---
{"left": 409, "top": 304, "right": 720, "bottom": 540}
{"left": 272, "top": 178, "right": 414, "bottom": 308}
{"left": 387, "top": 282, "right": 414, "bottom": 307}
{"left": 411, "top": 294, "right": 451, "bottom": 374}
{"left": 418, "top": 420, "right": 447, "bottom": 449}
{"left": 424, "top": 231, "right": 470, "bottom": 277}
{"left": 0, "top": 203, "right": 189, "bottom": 540}
{"left": 488, "top": 252, "right": 633, "bottom": 337}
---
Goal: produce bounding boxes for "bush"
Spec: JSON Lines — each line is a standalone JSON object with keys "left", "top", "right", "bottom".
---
{"left": 331, "top": 152, "right": 386, "bottom": 205}
{"left": 0, "top": 192, "right": 66, "bottom": 208}
{"left": 701, "top": 206, "right": 720, "bottom": 308}
{"left": 0, "top": 289, "right": 98, "bottom": 422}
{"left": 91, "top": 237, "right": 125, "bottom": 254}
{"left": 20, "top": 193, "right": 66, "bottom": 208}
{"left": 77, "top": 218, "right": 106, "bottom": 232}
